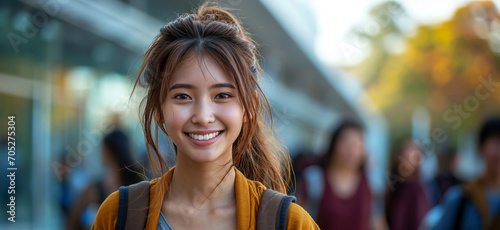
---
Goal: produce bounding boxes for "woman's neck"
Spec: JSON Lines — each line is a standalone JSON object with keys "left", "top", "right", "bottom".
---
{"left": 168, "top": 157, "right": 236, "bottom": 209}
{"left": 328, "top": 161, "right": 360, "bottom": 177}
{"left": 326, "top": 162, "right": 362, "bottom": 199}
{"left": 486, "top": 172, "right": 500, "bottom": 191}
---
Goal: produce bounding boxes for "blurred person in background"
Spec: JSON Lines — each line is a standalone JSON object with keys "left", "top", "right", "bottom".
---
{"left": 429, "top": 147, "right": 463, "bottom": 206}
{"left": 421, "top": 146, "right": 464, "bottom": 229}
{"left": 298, "top": 120, "right": 372, "bottom": 230}
{"left": 385, "top": 139, "right": 431, "bottom": 230}
{"left": 290, "top": 149, "right": 317, "bottom": 195}
{"left": 434, "top": 118, "right": 500, "bottom": 230}
{"left": 56, "top": 153, "right": 74, "bottom": 220}
{"left": 66, "top": 129, "right": 143, "bottom": 230}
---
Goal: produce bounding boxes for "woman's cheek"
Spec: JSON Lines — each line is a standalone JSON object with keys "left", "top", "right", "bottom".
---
{"left": 218, "top": 103, "right": 244, "bottom": 126}
{"left": 163, "top": 104, "right": 190, "bottom": 134}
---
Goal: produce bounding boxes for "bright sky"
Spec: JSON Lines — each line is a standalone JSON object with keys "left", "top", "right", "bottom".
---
{"left": 312, "top": 0, "right": 495, "bottom": 65}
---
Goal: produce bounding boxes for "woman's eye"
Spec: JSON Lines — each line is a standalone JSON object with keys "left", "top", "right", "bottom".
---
{"left": 215, "top": 93, "right": 231, "bottom": 99}
{"left": 174, "top": 94, "right": 190, "bottom": 100}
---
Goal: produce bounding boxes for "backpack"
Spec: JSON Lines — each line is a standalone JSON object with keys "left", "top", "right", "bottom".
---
{"left": 452, "top": 183, "right": 500, "bottom": 230}
{"left": 115, "top": 181, "right": 297, "bottom": 230}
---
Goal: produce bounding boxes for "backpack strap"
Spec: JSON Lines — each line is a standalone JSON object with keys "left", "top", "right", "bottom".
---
{"left": 257, "top": 189, "right": 297, "bottom": 230}
{"left": 116, "top": 181, "right": 151, "bottom": 230}
{"left": 452, "top": 195, "right": 468, "bottom": 230}
{"left": 490, "top": 208, "right": 500, "bottom": 230}
{"left": 462, "top": 178, "right": 491, "bottom": 230}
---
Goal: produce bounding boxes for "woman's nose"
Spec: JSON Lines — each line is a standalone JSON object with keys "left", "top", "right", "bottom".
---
{"left": 191, "top": 97, "right": 215, "bottom": 126}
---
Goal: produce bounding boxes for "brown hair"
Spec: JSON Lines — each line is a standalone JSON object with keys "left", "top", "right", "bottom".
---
{"left": 130, "top": 2, "right": 291, "bottom": 194}
{"left": 320, "top": 119, "right": 365, "bottom": 171}
{"left": 384, "top": 138, "right": 424, "bottom": 224}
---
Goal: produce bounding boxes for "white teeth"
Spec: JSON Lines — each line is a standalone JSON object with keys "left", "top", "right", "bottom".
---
{"left": 188, "top": 131, "right": 220, "bottom": 141}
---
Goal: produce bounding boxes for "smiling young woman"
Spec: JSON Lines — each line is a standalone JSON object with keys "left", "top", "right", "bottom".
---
{"left": 91, "top": 2, "right": 318, "bottom": 230}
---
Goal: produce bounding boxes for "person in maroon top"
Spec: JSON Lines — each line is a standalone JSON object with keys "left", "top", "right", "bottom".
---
{"left": 299, "top": 120, "right": 372, "bottom": 230}
{"left": 384, "top": 139, "right": 431, "bottom": 230}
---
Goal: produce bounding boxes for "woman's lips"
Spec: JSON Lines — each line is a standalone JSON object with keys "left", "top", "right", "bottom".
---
{"left": 185, "top": 131, "right": 223, "bottom": 147}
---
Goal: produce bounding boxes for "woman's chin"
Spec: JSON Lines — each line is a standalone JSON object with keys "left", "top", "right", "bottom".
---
{"left": 185, "top": 151, "right": 225, "bottom": 164}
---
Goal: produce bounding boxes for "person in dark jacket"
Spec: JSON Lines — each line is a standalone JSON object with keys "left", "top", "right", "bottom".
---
{"left": 66, "top": 129, "right": 143, "bottom": 230}
{"left": 434, "top": 118, "right": 500, "bottom": 230}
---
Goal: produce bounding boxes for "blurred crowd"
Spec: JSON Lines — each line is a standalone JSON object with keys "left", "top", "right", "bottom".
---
{"left": 59, "top": 120, "right": 145, "bottom": 230}
{"left": 292, "top": 117, "right": 500, "bottom": 230}
{"left": 60, "top": 116, "right": 500, "bottom": 230}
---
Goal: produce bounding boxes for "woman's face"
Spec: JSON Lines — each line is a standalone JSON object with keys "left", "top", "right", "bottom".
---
{"left": 481, "top": 136, "right": 500, "bottom": 176}
{"left": 161, "top": 55, "right": 244, "bottom": 165}
{"left": 332, "top": 128, "right": 365, "bottom": 169}
{"left": 398, "top": 141, "right": 422, "bottom": 177}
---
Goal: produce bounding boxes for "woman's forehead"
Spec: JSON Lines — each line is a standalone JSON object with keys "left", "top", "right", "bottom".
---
{"left": 168, "top": 54, "right": 236, "bottom": 86}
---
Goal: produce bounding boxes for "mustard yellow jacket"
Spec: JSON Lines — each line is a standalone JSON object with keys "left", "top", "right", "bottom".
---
{"left": 91, "top": 167, "right": 319, "bottom": 229}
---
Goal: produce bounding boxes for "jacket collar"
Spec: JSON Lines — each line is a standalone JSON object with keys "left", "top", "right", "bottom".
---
{"left": 144, "top": 166, "right": 263, "bottom": 230}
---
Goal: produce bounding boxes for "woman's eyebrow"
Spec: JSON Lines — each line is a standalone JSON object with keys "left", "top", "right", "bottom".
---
{"left": 210, "top": 83, "right": 236, "bottom": 89}
{"left": 168, "top": 83, "right": 235, "bottom": 91}
{"left": 168, "top": 83, "right": 194, "bottom": 91}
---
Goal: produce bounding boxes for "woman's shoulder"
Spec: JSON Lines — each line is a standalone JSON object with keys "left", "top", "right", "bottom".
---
{"left": 234, "top": 167, "right": 267, "bottom": 196}
{"left": 91, "top": 190, "right": 120, "bottom": 229}
{"left": 91, "top": 178, "right": 162, "bottom": 229}
{"left": 438, "top": 184, "right": 465, "bottom": 210}
{"left": 287, "top": 202, "right": 320, "bottom": 229}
